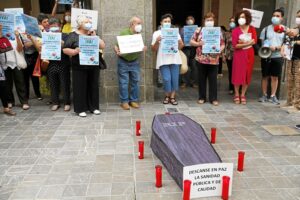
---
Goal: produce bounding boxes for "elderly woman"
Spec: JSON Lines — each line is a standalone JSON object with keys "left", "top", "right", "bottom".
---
{"left": 63, "top": 15, "right": 105, "bottom": 117}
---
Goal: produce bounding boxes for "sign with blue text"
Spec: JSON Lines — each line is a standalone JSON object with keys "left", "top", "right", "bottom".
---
{"left": 79, "top": 35, "right": 99, "bottom": 65}
{"left": 183, "top": 25, "right": 198, "bottom": 46}
{"left": 161, "top": 28, "right": 179, "bottom": 54}
{"left": 202, "top": 27, "right": 221, "bottom": 54}
{"left": 41, "top": 32, "right": 62, "bottom": 61}
{"left": 4, "top": 8, "right": 26, "bottom": 33}
{"left": 0, "top": 12, "right": 15, "bottom": 41}
{"left": 58, "top": 0, "right": 74, "bottom": 4}
{"left": 21, "top": 14, "right": 42, "bottom": 38}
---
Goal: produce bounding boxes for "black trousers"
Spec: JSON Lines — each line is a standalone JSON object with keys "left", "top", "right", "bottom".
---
{"left": 4, "top": 68, "right": 28, "bottom": 105}
{"left": 0, "top": 81, "right": 8, "bottom": 108}
{"left": 23, "top": 52, "right": 41, "bottom": 99}
{"left": 197, "top": 62, "right": 218, "bottom": 102}
{"left": 226, "top": 59, "right": 234, "bottom": 91}
{"left": 47, "top": 62, "right": 71, "bottom": 105}
{"left": 73, "top": 67, "right": 100, "bottom": 113}
{"left": 218, "top": 58, "right": 223, "bottom": 74}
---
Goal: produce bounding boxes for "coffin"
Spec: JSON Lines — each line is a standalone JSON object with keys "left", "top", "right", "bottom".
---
{"left": 150, "top": 113, "right": 221, "bottom": 189}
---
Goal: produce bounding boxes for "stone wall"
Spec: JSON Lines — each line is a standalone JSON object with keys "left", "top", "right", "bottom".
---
{"left": 92, "top": 0, "right": 154, "bottom": 103}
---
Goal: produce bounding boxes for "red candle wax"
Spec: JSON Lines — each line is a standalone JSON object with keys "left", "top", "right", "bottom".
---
{"left": 138, "top": 141, "right": 144, "bottom": 159}
{"left": 165, "top": 112, "right": 170, "bottom": 115}
{"left": 237, "top": 151, "right": 245, "bottom": 172}
{"left": 183, "top": 180, "right": 192, "bottom": 200}
{"left": 155, "top": 165, "right": 162, "bottom": 188}
{"left": 222, "top": 176, "right": 230, "bottom": 200}
{"left": 211, "top": 128, "right": 216, "bottom": 144}
{"left": 136, "top": 121, "right": 141, "bottom": 136}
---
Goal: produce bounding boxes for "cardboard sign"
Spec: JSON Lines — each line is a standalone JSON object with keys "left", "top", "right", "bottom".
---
{"left": 4, "top": 8, "right": 26, "bottom": 33}
{"left": 183, "top": 163, "right": 233, "bottom": 199}
{"left": 71, "top": 8, "right": 98, "bottom": 30}
{"left": 117, "top": 34, "right": 144, "bottom": 54}
{"left": 243, "top": 8, "right": 264, "bottom": 28}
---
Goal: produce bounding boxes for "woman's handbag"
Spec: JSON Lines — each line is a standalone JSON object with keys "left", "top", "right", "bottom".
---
{"left": 15, "top": 49, "right": 27, "bottom": 69}
{"left": 99, "top": 50, "right": 107, "bottom": 70}
{"left": 179, "top": 50, "right": 188, "bottom": 75}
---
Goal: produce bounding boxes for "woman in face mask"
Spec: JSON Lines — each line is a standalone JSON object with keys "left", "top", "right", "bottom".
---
{"left": 151, "top": 13, "right": 184, "bottom": 105}
{"left": 52, "top": 0, "right": 72, "bottom": 34}
{"left": 63, "top": 15, "right": 105, "bottom": 117}
{"left": 190, "top": 12, "right": 225, "bottom": 106}
{"left": 231, "top": 10, "right": 257, "bottom": 105}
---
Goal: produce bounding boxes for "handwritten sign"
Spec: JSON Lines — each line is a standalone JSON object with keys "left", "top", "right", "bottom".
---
{"left": 243, "top": 8, "right": 264, "bottom": 28}
{"left": 117, "top": 34, "right": 144, "bottom": 54}
{"left": 71, "top": 8, "right": 98, "bottom": 30}
{"left": 4, "top": 8, "right": 26, "bottom": 33}
{"left": 41, "top": 32, "right": 62, "bottom": 61}
{"left": 161, "top": 28, "right": 179, "bottom": 54}
{"left": 79, "top": 35, "right": 99, "bottom": 65}
{"left": 58, "top": 0, "right": 74, "bottom": 4}
{"left": 21, "top": 14, "right": 41, "bottom": 38}
{"left": 183, "top": 25, "right": 198, "bottom": 46}
{"left": 202, "top": 27, "right": 221, "bottom": 54}
{"left": 0, "top": 12, "right": 15, "bottom": 41}
{"left": 183, "top": 163, "right": 233, "bottom": 199}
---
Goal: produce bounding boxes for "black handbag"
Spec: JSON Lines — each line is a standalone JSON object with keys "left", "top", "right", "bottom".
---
{"left": 99, "top": 51, "right": 107, "bottom": 70}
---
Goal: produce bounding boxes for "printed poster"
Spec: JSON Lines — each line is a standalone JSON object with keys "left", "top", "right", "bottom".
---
{"left": 183, "top": 25, "right": 198, "bottom": 46}
{"left": 4, "top": 8, "right": 26, "bottom": 33}
{"left": 79, "top": 35, "right": 99, "bottom": 65}
{"left": 0, "top": 11, "right": 15, "bottom": 40}
{"left": 202, "top": 27, "right": 221, "bottom": 54}
{"left": 21, "top": 14, "right": 42, "bottom": 38}
{"left": 41, "top": 32, "right": 62, "bottom": 61}
{"left": 161, "top": 28, "right": 179, "bottom": 54}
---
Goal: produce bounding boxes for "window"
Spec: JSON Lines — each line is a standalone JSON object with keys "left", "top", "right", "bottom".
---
{"left": 39, "top": 0, "right": 92, "bottom": 14}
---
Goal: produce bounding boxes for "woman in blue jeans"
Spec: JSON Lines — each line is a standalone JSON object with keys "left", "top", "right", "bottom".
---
{"left": 151, "top": 13, "right": 184, "bottom": 105}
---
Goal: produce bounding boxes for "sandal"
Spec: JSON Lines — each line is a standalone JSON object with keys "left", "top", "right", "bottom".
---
{"left": 198, "top": 99, "right": 205, "bottom": 104}
{"left": 3, "top": 108, "right": 16, "bottom": 116}
{"left": 163, "top": 96, "right": 170, "bottom": 104}
{"left": 233, "top": 96, "right": 240, "bottom": 104}
{"left": 212, "top": 101, "right": 219, "bottom": 106}
{"left": 240, "top": 96, "right": 247, "bottom": 105}
{"left": 170, "top": 98, "right": 178, "bottom": 105}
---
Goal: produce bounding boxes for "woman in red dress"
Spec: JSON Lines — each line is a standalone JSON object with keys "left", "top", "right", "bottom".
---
{"left": 232, "top": 10, "right": 257, "bottom": 105}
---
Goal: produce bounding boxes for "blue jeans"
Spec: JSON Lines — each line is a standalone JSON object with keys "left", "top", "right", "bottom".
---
{"left": 118, "top": 58, "right": 140, "bottom": 103}
{"left": 160, "top": 64, "right": 180, "bottom": 93}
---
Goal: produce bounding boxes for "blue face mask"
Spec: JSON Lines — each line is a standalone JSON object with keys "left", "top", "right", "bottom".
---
{"left": 49, "top": 27, "right": 60, "bottom": 32}
{"left": 84, "top": 23, "right": 92, "bottom": 31}
{"left": 229, "top": 22, "right": 236, "bottom": 29}
{"left": 162, "top": 23, "right": 171, "bottom": 29}
{"left": 271, "top": 17, "right": 281, "bottom": 25}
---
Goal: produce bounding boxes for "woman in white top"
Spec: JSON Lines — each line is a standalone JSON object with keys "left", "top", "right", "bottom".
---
{"left": 151, "top": 13, "right": 184, "bottom": 105}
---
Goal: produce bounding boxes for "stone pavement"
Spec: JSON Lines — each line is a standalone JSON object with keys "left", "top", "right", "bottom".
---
{"left": 0, "top": 72, "right": 300, "bottom": 200}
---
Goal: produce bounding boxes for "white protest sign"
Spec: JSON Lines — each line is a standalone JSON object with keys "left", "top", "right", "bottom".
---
{"left": 117, "top": 34, "right": 144, "bottom": 54}
{"left": 243, "top": 8, "right": 264, "bottom": 28}
{"left": 71, "top": 8, "right": 98, "bottom": 30}
{"left": 4, "top": 8, "right": 26, "bottom": 33}
{"left": 183, "top": 163, "right": 233, "bottom": 199}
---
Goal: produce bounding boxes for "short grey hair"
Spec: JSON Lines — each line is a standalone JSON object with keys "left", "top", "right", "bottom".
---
{"left": 76, "top": 15, "right": 89, "bottom": 28}
{"left": 129, "top": 16, "right": 141, "bottom": 26}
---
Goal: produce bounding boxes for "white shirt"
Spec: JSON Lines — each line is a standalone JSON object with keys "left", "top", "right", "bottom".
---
{"left": 0, "top": 40, "right": 18, "bottom": 70}
{"left": 151, "top": 30, "right": 182, "bottom": 69}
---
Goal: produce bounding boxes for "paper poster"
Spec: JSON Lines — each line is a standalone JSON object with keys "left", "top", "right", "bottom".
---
{"left": 161, "top": 28, "right": 179, "bottom": 54}
{"left": 79, "top": 35, "right": 99, "bottom": 65}
{"left": 21, "top": 14, "right": 42, "bottom": 38}
{"left": 4, "top": 8, "right": 26, "bottom": 33}
{"left": 0, "top": 12, "right": 15, "bottom": 41}
{"left": 58, "top": 0, "right": 74, "bottom": 4}
{"left": 117, "top": 34, "right": 144, "bottom": 54}
{"left": 183, "top": 25, "right": 198, "bottom": 46}
{"left": 41, "top": 32, "right": 62, "bottom": 61}
{"left": 202, "top": 27, "right": 221, "bottom": 54}
{"left": 183, "top": 163, "right": 234, "bottom": 199}
{"left": 243, "top": 8, "right": 264, "bottom": 28}
{"left": 71, "top": 8, "right": 98, "bottom": 30}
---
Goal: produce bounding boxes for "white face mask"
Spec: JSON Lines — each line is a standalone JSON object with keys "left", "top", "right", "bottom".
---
{"left": 65, "top": 16, "right": 71, "bottom": 23}
{"left": 296, "top": 17, "right": 300, "bottom": 25}
{"left": 162, "top": 23, "right": 171, "bottom": 29}
{"left": 238, "top": 18, "right": 246, "bottom": 26}
{"left": 134, "top": 24, "right": 142, "bottom": 33}
{"left": 205, "top": 21, "right": 214, "bottom": 27}
{"left": 187, "top": 19, "right": 194, "bottom": 25}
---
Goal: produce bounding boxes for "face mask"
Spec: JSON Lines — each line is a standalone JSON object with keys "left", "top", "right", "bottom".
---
{"left": 187, "top": 19, "right": 194, "bottom": 25}
{"left": 296, "top": 17, "right": 300, "bottom": 25}
{"left": 134, "top": 24, "right": 142, "bottom": 33}
{"left": 229, "top": 22, "right": 236, "bottom": 29}
{"left": 83, "top": 23, "right": 92, "bottom": 31}
{"left": 238, "top": 18, "right": 246, "bottom": 26}
{"left": 65, "top": 16, "right": 71, "bottom": 23}
{"left": 162, "top": 23, "right": 171, "bottom": 29}
{"left": 49, "top": 27, "right": 60, "bottom": 32}
{"left": 205, "top": 21, "right": 214, "bottom": 27}
{"left": 271, "top": 17, "right": 281, "bottom": 25}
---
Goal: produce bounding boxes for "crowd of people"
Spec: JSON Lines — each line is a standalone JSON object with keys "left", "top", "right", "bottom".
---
{"left": 0, "top": 3, "right": 300, "bottom": 119}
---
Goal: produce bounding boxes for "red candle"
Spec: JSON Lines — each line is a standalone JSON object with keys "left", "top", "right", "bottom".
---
{"left": 211, "top": 128, "right": 216, "bottom": 144}
{"left": 155, "top": 165, "right": 162, "bottom": 188}
{"left": 138, "top": 141, "right": 144, "bottom": 159}
{"left": 165, "top": 112, "right": 170, "bottom": 115}
{"left": 222, "top": 176, "right": 230, "bottom": 200}
{"left": 183, "top": 180, "right": 192, "bottom": 200}
{"left": 136, "top": 121, "right": 141, "bottom": 136}
{"left": 237, "top": 151, "right": 245, "bottom": 172}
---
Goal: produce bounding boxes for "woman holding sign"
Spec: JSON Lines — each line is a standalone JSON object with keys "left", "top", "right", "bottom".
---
{"left": 152, "top": 13, "right": 184, "bottom": 105}
{"left": 190, "top": 12, "right": 225, "bottom": 106}
{"left": 231, "top": 10, "right": 257, "bottom": 105}
{"left": 63, "top": 15, "right": 105, "bottom": 117}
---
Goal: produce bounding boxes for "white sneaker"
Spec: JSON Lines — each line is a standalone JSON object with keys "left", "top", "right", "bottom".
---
{"left": 79, "top": 112, "right": 87, "bottom": 117}
{"left": 93, "top": 110, "right": 101, "bottom": 115}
